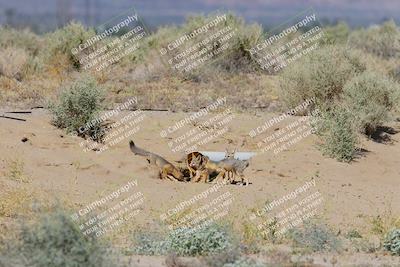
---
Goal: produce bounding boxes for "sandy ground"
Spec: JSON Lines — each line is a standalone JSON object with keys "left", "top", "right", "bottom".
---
{"left": 0, "top": 108, "right": 399, "bottom": 266}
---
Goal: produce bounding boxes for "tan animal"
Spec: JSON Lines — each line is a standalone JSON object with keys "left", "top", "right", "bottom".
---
{"left": 129, "top": 141, "right": 184, "bottom": 181}
{"left": 217, "top": 148, "right": 250, "bottom": 185}
{"left": 186, "top": 152, "right": 210, "bottom": 183}
{"left": 224, "top": 158, "right": 250, "bottom": 185}
{"left": 186, "top": 152, "right": 204, "bottom": 179}
{"left": 186, "top": 149, "right": 250, "bottom": 185}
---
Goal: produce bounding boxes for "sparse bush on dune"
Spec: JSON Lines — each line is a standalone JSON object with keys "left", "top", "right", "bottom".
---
{"left": 287, "top": 221, "right": 341, "bottom": 252}
{"left": 343, "top": 71, "right": 400, "bottom": 135}
{"left": 0, "top": 209, "right": 121, "bottom": 267}
{"left": 279, "top": 45, "right": 365, "bottom": 112}
{"left": 49, "top": 76, "right": 106, "bottom": 142}
{"left": 313, "top": 106, "right": 359, "bottom": 162}
{"left": 348, "top": 20, "right": 400, "bottom": 59}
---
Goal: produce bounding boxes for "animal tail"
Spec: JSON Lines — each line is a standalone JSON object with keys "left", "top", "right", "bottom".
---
{"left": 129, "top": 141, "right": 151, "bottom": 157}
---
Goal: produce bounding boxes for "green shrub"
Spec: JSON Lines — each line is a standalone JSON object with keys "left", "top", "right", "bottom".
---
{"left": 49, "top": 77, "right": 106, "bottom": 142}
{"left": 167, "top": 224, "right": 234, "bottom": 256}
{"left": 314, "top": 107, "right": 359, "bottom": 162}
{"left": 343, "top": 72, "right": 400, "bottom": 135}
{"left": 133, "top": 223, "right": 235, "bottom": 256}
{"left": 348, "top": 20, "right": 400, "bottom": 59}
{"left": 132, "top": 230, "right": 169, "bottom": 256}
{"left": 279, "top": 45, "right": 365, "bottom": 111}
{"left": 320, "top": 21, "right": 350, "bottom": 45}
{"left": 287, "top": 221, "right": 341, "bottom": 252}
{"left": 383, "top": 229, "right": 400, "bottom": 256}
{"left": 45, "top": 22, "right": 95, "bottom": 68}
{"left": 1, "top": 210, "right": 120, "bottom": 267}
{"left": 346, "top": 229, "right": 362, "bottom": 239}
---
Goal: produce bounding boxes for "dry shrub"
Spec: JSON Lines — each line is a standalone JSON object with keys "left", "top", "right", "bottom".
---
{"left": 343, "top": 71, "right": 400, "bottom": 135}
{"left": 44, "top": 22, "right": 95, "bottom": 70}
{"left": 279, "top": 45, "right": 365, "bottom": 111}
{"left": 0, "top": 27, "right": 42, "bottom": 54}
{"left": 348, "top": 20, "right": 400, "bottom": 59}
{"left": 0, "top": 47, "right": 29, "bottom": 80}
{"left": 319, "top": 21, "right": 350, "bottom": 45}
{"left": 314, "top": 107, "right": 359, "bottom": 162}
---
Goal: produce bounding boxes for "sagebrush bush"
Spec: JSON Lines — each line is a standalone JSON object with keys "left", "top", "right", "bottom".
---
{"left": 348, "top": 20, "right": 400, "bottom": 59}
{"left": 132, "top": 230, "right": 169, "bottom": 256}
{"left": 0, "top": 27, "right": 42, "bottom": 54}
{"left": 343, "top": 72, "right": 400, "bottom": 135}
{"left": 133, "top": 223, "right": 234, "bottom": 256}
{"left": 1, "top": 210, "right": 120, "bottom": 267}
{"left": 314, "top": 107, "right": 359, "bottom": 162}
{"left": 383, "top": 229, "right": 400, "bottom": 256}
{"left": 279, "top": 45, "right": 365, "bottom": 111}
{"left": 167, "top": 224, "right": 234, "bottom": 256}
{"left": 49, "top": 76, "right": 106, "bottom": 142}
{"left": 45, "top": 22, "right": 95, "bottom": 68}
{"left": 287, "top": 221, "right": 341, "bottom": 252}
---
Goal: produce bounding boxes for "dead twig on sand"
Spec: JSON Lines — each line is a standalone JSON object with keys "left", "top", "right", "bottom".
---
{"left": 0, "top": 111, "right": 31, "bottom": 121}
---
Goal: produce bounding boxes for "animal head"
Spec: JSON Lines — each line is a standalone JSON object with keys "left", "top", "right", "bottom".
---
{"left": 224, "top": 148, "right": 237, "bottom": 159}
{"left": 189, "top": 154, "right": 203, "bottom": 168}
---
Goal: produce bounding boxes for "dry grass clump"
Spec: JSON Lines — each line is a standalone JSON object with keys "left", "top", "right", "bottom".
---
{"left": 4, "top": 158, "right": 31, "bottom": 183}
{"left": 0, "top": 47, "right": 29, "bottom": 80}
{"left": 0, "top": 187, "right": 35, "bottom": 218}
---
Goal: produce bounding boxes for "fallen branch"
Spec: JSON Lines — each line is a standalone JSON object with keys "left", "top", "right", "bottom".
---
{"left": 0, "top": 115, "right": 26, "bottom": 121}
{"left": 5, "top": 111, "right": 32, "bottom": 114}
